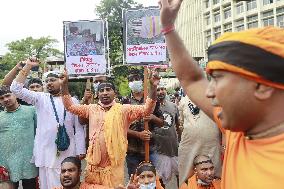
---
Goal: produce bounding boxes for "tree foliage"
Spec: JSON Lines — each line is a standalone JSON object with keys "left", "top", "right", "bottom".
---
{"left": 96, "top": 0, "right": 142, "bottom": 66}
{"left": 0, "top": 36, "right": 62, "bottom": 80}
{"left": 96, "top": 0, "right": 143, "bottom": 96}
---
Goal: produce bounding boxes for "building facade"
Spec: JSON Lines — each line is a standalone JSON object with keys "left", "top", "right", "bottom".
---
{"left": 176, "top": 0, "right": 284, "bottom": 60}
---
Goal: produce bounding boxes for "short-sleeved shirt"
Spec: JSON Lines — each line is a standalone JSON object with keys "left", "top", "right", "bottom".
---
{"left": 153, "top": 100, "right": 179, "bottom": 157}
{"left": 0, "top": 105, "right": 38, "bottom": 182}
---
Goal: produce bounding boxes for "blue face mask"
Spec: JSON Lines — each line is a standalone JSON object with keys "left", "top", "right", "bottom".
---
{"left": 129, "top": 80, "right": 143, "bottom": 93}
{"left": 139, "top": 182, "right": 156, "bottom": 189}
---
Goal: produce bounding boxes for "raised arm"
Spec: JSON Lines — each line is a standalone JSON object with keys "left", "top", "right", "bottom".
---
{"left": 160, "top": 0, "right": 213, "bottom": 119}
{"left": 125, "top": 70, "right": 160, "bottom": 124}
{"left": 2, "top": 62, "right": 24, "bottom": 86}
{"left": 60, "top": 72, "right": 89, "bottom": 119}
{"left": 10, "top": 58, "right": 40, "bottom": 105}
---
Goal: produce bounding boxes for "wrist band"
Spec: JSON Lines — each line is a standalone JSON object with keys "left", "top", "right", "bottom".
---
{"left": 161, "top": 25, "right": 175, "bottom": 35}
{"left": 20, "top": 70, "right": 29, "bottom": 77}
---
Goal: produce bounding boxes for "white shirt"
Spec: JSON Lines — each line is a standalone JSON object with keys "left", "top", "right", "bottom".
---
{"left": 11, "top": 81, "right": 86, "bottom": 169}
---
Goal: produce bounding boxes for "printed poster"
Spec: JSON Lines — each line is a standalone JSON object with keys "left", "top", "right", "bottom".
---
{"left": 124, "top": 8, "right": 167, "bottom": 64}
{"left": 64, "top": 20, "right": 107, "bottom": 76}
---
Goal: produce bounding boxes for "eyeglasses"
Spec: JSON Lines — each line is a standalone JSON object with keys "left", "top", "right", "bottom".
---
{"left": 188, "top": 102, "right": 200, "bottom": 116}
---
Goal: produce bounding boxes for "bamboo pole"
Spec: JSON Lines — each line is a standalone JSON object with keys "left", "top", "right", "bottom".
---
{"left": 143, "top": 67, "right": 150, "bottom": 162}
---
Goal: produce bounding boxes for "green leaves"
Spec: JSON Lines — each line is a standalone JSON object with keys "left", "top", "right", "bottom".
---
{"left": 0, "top": 36, "right": 62, "bottom": 81}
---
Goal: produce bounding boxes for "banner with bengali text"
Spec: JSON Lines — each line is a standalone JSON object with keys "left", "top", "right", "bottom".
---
{"left": 64, "top": 20, "right": 107, "bottom": 77}
{"left": 123, "top": 8, "right": 168, "bottom": 65}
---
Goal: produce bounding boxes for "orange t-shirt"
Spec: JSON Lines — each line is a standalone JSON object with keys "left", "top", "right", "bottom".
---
{"left": 214, "top": 108, "right": 284, "bottom": 189}
{"left": 179, "top": 174, "right": 221, "bottom": 189}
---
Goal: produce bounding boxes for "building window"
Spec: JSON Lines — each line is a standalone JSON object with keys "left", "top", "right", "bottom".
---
{"left": 214, "top": 27, "right": 221, "bottom": 39}
{"left": 235, "top": 19, "right": 244, "bottom": 31}
{"left": 224, "top": 8, "right": 231, "bottom": 19}
{"left": 247, "top": 15, "right": 258, "bottom": 29}
{"left": 263, "top": 0, "right": 274, "bottom": 5}
{"left": 205, "top": 30, "right": 211, "bottom": 47}
{"left": 247, "top": 0, "right": 257, "bottom": 11}
{"left": 276, "top": 7, "right": 284, "bottom": 14}
{"left": 262, "top": 10, "right": 274, "bottom": 26}
{"left": 263, "top": 10, "right": 274, "bottom": 17}
{"left": 205, "top": 0, "right": 210, "bottom": 8}
{"left": 224, "top": 23, "right": 232, "bottom": 32}
{"left": 236, "top": 3, "right": 244, "bottom": 14}
{"left": 205, "top": 14, "right": 211, "bottom": 25}
{"left": 248, "top": 21, "right": 258, "bottom": 28}
{"left": 263, "top": 18, "right": 274, "bottom": 26}
{"left": 277, "top": 15, "right": 284, "bottom": 27}
{"left": 213, "top": 0, "right": 220, "bottom": 5}
{"left": 277, "top": 7, "right": 284, "bottom": 27}
{"left": 214, "top": 12, "right": 221, "bottom": 22}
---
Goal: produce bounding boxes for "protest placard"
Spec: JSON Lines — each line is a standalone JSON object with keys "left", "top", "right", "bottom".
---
{"left": 64, "top": 20, "right": 107, "bottom": 77}
{"left": 123, "top": 7, "right": 168, "bottom": 65}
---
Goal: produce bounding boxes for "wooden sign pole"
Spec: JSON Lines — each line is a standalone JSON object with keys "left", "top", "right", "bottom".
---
{"left": 143, "top": 67, "right": 150, "bottom": 162}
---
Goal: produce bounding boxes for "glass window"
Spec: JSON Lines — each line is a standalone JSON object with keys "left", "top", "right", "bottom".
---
{"left": 224, "top": 23, "right": 232, "bottom": 32}
{"left": 247, "top": 15, "right": 258, "bottom": 29}
{"left": 235, "top": 19, "right": 244, "bottom": 31}
{"left": 213, "top": 0, "right": 220, "bottom": 5}
{"left": 205, "top": 30, "right": 211, "bottom": 47}
{"left": 214, "top": 12, "right": 221, "bottom": 22}
{"left": 263, "top": 0, "right": 274, "bottom": 5}
{"left": 224, "top": 9, "right": 231, "bottom": 19}
{"left": 263, "top": 18, "right": 274, "bottom": 26}
{"left": 247, "top": 15, "right": 258, "bottom": 22}
{"left": 205, "top": 0, "right": 210, "bottom": 8}
{"left": 248, "top": 21, "right": 258, "bottom": 28}
{"left": 214, "top": 27, "right": 221, "bottom": 39}
{"left": 247, "top": 0, "right": 257, "bottom": 11}
{"left": 276, "top": 7, "right": 284, "bottom": 14}
{"left": 236, "top": 3, "right": 244, "bottom": 14}
{"left": 277, "top": 15, "right": 284, "bottom": 27}
{"left": 263, "top": 10, "right": 274, "bottom": 18}
{"left": 205, "top": 13, "right": 211, "bottom": 25}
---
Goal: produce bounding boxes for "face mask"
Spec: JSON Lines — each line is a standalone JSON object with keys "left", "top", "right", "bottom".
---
{"left": 93, "top": 82, "right": 100, "bottom": 92}
{"left": 129, "top": 80, "right": 143, "bottom": 93}
{"left": 139, "top": 182, "right": 156, "bottom": 189}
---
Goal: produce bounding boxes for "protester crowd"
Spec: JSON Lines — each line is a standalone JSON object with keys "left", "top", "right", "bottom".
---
{"left": 1, "top": 0, "right": 284, "bottom": 189}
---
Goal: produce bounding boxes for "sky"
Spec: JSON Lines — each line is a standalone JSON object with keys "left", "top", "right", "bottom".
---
{"left": 0, "top": 0, "right": 158, "bottom": 55}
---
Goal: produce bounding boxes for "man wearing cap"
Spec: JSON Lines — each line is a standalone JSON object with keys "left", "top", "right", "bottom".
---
{"left": 159, "top": 0, "right": 284, "bottom": 188}
{"left": 10, "top": 59, "right": 86, "bottom": 189}
{"left": 60, "top": 70, "right": 159, "bottom": 189}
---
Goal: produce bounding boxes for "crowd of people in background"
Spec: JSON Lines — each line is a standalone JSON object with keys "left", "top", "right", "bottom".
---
{"left": 1, "top": 0, "right": 284, "bottom": 189}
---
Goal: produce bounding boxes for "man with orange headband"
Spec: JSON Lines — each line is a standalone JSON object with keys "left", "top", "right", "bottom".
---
{"left": 180, "top": 155, "right": 220, "bottom": 189}
{"left": 60, "top": 70, "right": 159, "bottom": 189}
{"left": 159, "top": 0, "right": 284, "bottom": 188}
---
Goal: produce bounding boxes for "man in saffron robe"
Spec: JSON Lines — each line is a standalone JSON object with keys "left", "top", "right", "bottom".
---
{"left": 60, "top": 71, "right": 159, "bottom": 189}
{"left": 180, "top": 155, "right": 220, "bottom": 189}
{"left": 159, "top": 0, "right": 284, "bottom": 188}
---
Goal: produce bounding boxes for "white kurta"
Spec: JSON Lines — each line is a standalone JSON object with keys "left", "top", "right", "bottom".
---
{"left": 178, "top": 96, "right": 222, "bottom": 186}
{"left": 11, "top": 81, "right": 86, "bottom": 169}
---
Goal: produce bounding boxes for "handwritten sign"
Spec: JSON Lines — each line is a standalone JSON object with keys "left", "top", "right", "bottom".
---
{"left": 67, "top": 55, "right": 106, "bottom": 74}
{"left": 124, "top": 8, "right": 168, "bottom": 65}
{"left": 126, "top": 43, "right": 167, "bottom": 63}
{"left": 64, "top": 20, "right": 107, "bottom": 76}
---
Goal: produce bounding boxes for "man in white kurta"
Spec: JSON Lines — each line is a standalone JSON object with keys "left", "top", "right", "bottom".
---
{"left": 178, "top": 96, "right": 222, "bottom": 187}
{"left": 10, "top": 60, "right": 86, "bottom": 189}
